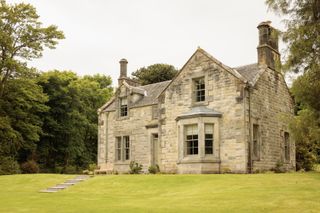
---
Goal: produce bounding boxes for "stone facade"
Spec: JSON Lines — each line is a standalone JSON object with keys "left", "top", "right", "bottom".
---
{"left": 97, "top": 21, "right": 295, "bottom": 174}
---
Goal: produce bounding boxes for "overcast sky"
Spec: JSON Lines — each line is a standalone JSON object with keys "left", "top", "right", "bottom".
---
{"left": 7, "top": 0, "right": 284, "bottom": 86}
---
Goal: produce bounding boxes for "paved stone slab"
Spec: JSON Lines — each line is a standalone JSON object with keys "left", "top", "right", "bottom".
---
{"left": 40, "top": 175, "right": 92, "bottom": 193}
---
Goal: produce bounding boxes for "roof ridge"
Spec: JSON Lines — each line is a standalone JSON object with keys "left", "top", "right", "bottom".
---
{"left": 138, "top": 80, "right": 172, "bottom": 88}
{"left": 233, "top": 63, "right": 258, "bottom": 69}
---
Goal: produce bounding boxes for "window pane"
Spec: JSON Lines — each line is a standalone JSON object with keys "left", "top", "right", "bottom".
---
{"left": 185, "top": 125, "right": 198, "bottom": 155}
{"left": 124, "top": 136, "right": 130, "bottom": 160}
{"left": 284, "top": 132, "right": 290, "bottom": 161}
{"left": 120, "top": 98, "right": 128, "bottom": 117}
{"left": 116, "top": 137, "right": 122, "bottom": 161}
{"left": 252, "top": 124, "right": 259, "bottom": 158}
{"left": 194, "top": 78, "right": 205, "bottom": 102}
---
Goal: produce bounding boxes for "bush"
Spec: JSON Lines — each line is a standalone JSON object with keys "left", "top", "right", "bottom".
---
{"left": 129, "top": 161, "right": 143, "bottom": 174}
{"left": 148, "top": 165, "right": 160, "bottom": 174}
{"left": 20, "top": 160, "right": 39, "bottom": 174}
{"left": 54, "top": 166, "right": 64, "bottom": 174}
{"left": 88, "top": 163, "right": 98, "bottom": 172}
{"left": 272, "top": 161, "right": 285, "bottom": 173}
{"left": 0, "top": 156, "right": 21, "bottom": 175}
{"left": 63, "top": 165, "right": 78, "bottom": 174}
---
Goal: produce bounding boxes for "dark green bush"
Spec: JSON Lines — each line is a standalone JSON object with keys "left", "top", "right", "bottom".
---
{"left": 54, "top": 166, "right": 64, "bottom": 174}
{"left": 148, "top": 165, "right": 160, "bottom": 174}
{"left": 63, "top": 165, "right": 78, "bottom": 174}
{"left": 129, "top": 161, "right": 143, "bottom": 174}
{"left": 0, "top": 156, "right": 21, "bottom": 175}
{"left": 20, "top": 160, "right": 39, "bottom": 174}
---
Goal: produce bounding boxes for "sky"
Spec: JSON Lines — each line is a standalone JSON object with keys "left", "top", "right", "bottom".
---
{"left": 7, "top": 0, "right": 285, "bottom": 86}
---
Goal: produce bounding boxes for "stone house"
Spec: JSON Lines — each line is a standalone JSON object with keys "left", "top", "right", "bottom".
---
{"left": 97, "top": 21, "right": 295, "bottom": 174}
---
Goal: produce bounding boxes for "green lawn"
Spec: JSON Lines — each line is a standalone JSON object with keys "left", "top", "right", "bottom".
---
{"left": 0, "top": 173, "right": 320, "bottom": 213}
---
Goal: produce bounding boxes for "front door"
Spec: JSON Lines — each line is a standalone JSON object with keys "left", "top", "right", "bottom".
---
{"left": 151, "top": 134, "right": 159, "bottom": 166}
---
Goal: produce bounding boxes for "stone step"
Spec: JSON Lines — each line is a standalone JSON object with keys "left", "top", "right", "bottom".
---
{"left": 40, "top": 175, "right": 92, "bottom": 193}
{"left": 56, "top": 183, "right": 74, "bottom": 187}
{"left": 65, "top": 179, "right": 82, "bottom": 183}
{"left": 75, "top": 175, "right": 90, "bottom": 179}
{"left": 39, "top": 189, "right": 59, "bottom": 193}
{"left": 48, "top": 186, "right": 67, "bottom": 190}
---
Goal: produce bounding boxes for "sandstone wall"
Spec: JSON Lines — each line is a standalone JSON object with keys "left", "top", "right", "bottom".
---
{"left": 160, "top": 50, "right": 247, "bottom": 173}
{"left": 97, "top": 85, "right": 158, "bottom": 173}
{"left": 246, "top": 68, "right": 295, "bottom": 172}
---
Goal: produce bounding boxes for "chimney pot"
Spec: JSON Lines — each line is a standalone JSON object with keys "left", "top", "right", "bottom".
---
{"left": 119, "top": 58, "right": 128, "bottom": 78}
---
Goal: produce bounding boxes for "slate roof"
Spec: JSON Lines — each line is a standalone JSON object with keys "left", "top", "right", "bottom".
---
{"left": 101, "top": 49, "right": 265, "bottom": 113}
{"left": 234, "top": 63, "right": 259, "bottom": 82}
{"left": 103, "top": 80, "right": 171, "bottom": 112}
{"left": 132, "top": 80, "right": 171, "bottom": 108}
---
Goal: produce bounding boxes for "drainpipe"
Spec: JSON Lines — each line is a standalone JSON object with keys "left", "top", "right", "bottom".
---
{"left": 248, "top": 88, "right": 253, "bottom": 173}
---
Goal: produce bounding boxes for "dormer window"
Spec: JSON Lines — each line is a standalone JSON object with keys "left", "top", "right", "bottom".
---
{"left": 120, "top": 97, "right": 128, "bottom": 117}
{"left": 194, "top": 77, "right": 205, "bottom": 102}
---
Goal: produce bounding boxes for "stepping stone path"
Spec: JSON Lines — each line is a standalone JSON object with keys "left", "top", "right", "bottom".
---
{"left": 40, "top": 175, "right": 92, "bottom": 193}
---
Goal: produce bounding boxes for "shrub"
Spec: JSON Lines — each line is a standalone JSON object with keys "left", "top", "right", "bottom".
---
{"left": 148, "top": 165, "right": 160, "bottom": 174}
{"left": 63, "top": 165, "right": 78, "bottom": 174}
{"left": 54, "top": 166, "right": 64, "bottom": 174}
{"left": 20, "top": 160, "right": 39, "bottom": 174}
{"left": 88, "top": 163, "right": 98, "bottom": 172}
{"left": 129, "top": 161, "right": 143, "bottom": 174}
{"left": 0, "top": 156, "right": 21, "bottom": 175}
{"left": 272, "top": 161, "right": 285, "bottom": 173}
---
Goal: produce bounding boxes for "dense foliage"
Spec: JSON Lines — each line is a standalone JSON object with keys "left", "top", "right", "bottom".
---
{"left": 0, "top": 1, "right": 113, "bottom": 174}
{"left": 266, "top": 0, "right": 320, "bottom": 170}
{"left": 37, "top": 71, "right": 112, "bottom": 172}
{"left": 132, "top": 64, "right": 178, "bottom": 85}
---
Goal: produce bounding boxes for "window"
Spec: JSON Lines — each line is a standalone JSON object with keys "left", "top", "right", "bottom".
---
{"left": 115, "top": 136, "right": 130, "bottom": 161}
{"left": 120, "top": 97, "right": 128, "bottom": 117}
{"left": 185, "top": 125, "right": 198, "bottom": 155}
{"left": 253, "top": 124, "right": 260, "bottom": 159}
{"left": 194, "top": 78, "right": 205, "bottom": 102}
{"left": 116, "top": 137, "right": 122, "bottom": 161}
{"left": 284, "top": 132, "right": 290, "bottom": 161}
{"left": 205, "top": 124, "right": 214, "bottom": 155}
{"left": 152, "top": 105, "right": 159, "bottom": 119}
{"left": 124, "top": 136, "right": 130, "bottom": 160}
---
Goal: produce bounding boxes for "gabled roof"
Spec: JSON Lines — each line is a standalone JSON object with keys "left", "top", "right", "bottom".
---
{"left": 159, "top": 48, "right": 250, "bottom": 98}
{"left": 233, "top": 63, "right": 267, "bottom": 86}
{"left": 99, "top": 48, "right": 268, "bottom": 113}
{"left": 101, "top": 80, "right": 171, "bottom": 112}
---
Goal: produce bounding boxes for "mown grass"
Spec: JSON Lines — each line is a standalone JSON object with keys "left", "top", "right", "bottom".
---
{"left": 0, "top": 173, "right": 320, "bottom": 213}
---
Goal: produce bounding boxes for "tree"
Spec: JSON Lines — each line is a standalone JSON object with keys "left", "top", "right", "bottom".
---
{"left": 266, "top": 0, "right": 320, "bottom": 170}
{"left": 0, "top": 0, "right": 64, "bottom": 97}
{"left": 132, "top": 64, "right": 178, "bottom": 85}
{"left": 0, "top": 69, "right": 48, "bottom": 163}
{"left": 37, "top": 71, "right": 113, "bottom": 171}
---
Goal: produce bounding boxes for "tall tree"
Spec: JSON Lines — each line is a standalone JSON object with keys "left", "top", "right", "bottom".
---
{"left": 0, "top": 0, "right": 64, "bottom": 173}
{"left": 266, "top": 0, "right": 320, "bottom": 170}
{"left": 0, "top": 0, "right": 64, "bottom": 97}
{"left": 37, "top": 71, "right": 113, "bottom": 171}
{"left": 132, "top": 64, "right": 178, "bottom": 85}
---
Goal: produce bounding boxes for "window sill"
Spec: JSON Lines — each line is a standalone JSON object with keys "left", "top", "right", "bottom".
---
{"left": 117, "top": 116, "right": 129, "bottom": 121}
{"left": 178, "top": 157, "right": 220, "bottom": 164}
{"left": 192, "top": 101, "right": 209, "bottom": 107}
{"left": 114, "top": 161, "right": 130, "bottom": 165}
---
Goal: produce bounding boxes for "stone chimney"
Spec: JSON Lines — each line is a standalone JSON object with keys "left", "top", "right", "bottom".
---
{"left": 257, "top": 21, "right": 281, "bottom": 71}
{"left": 118, "top": 58, "right": 128, "bottom": 86}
